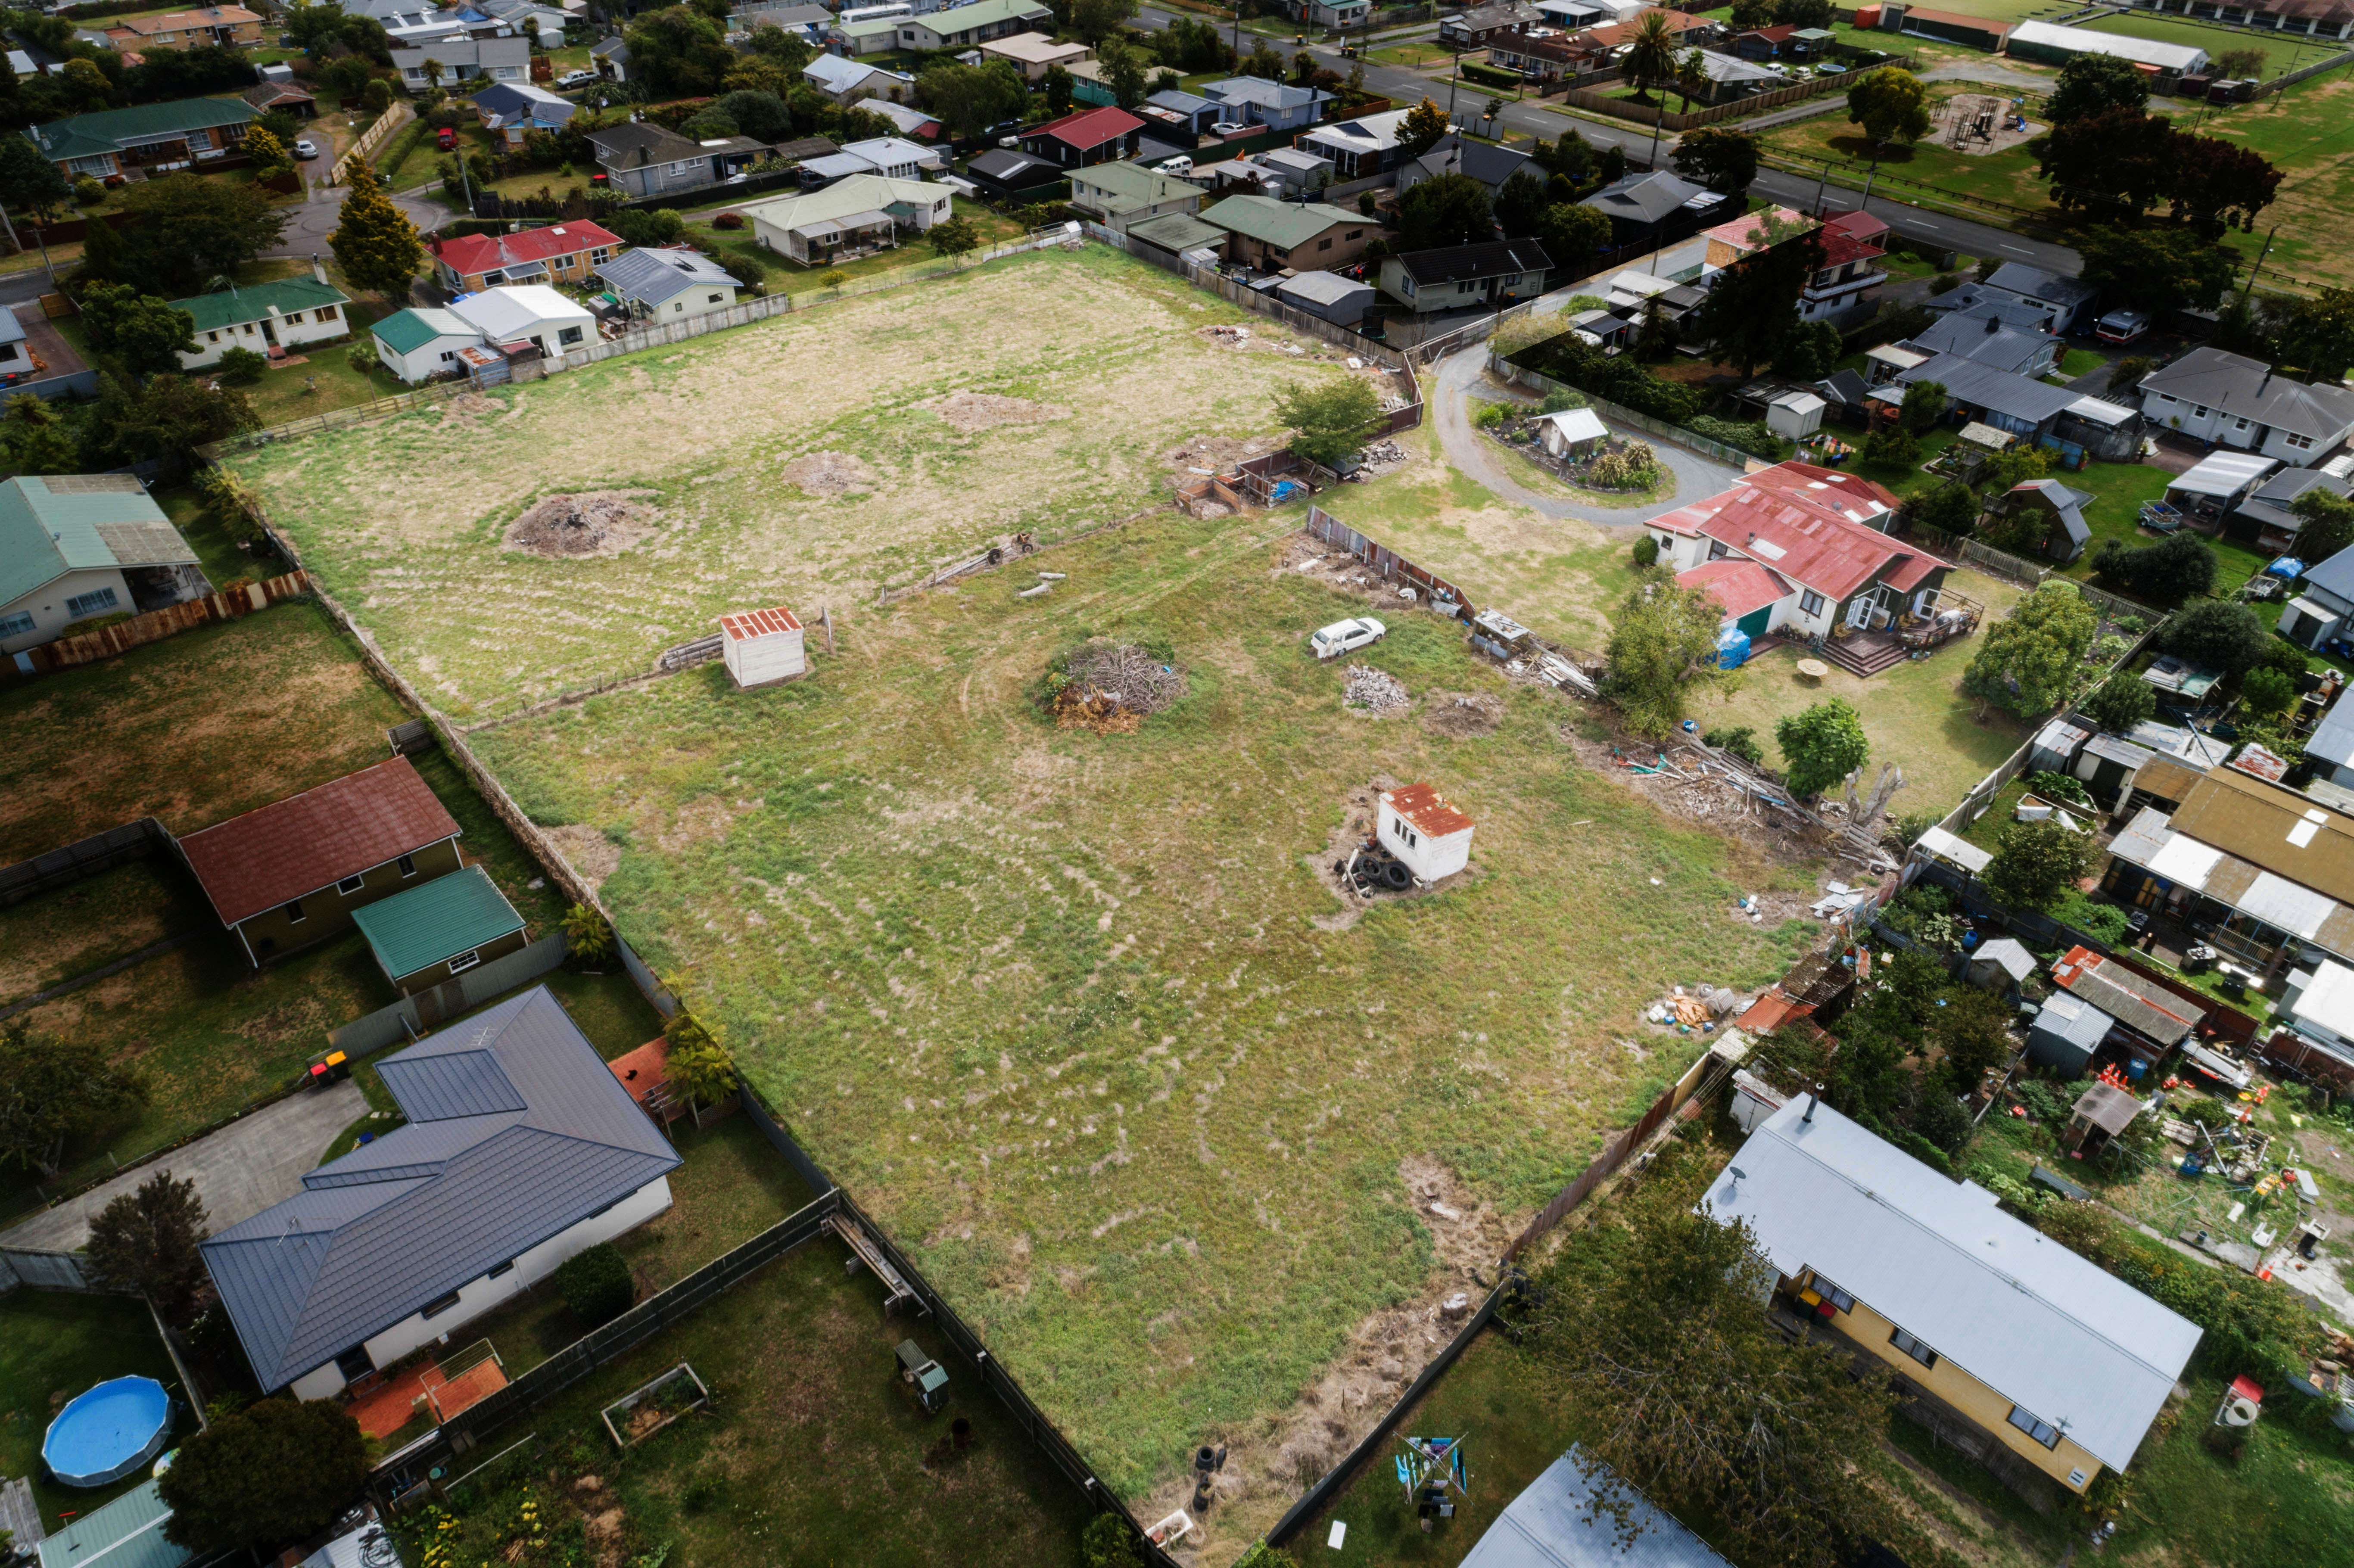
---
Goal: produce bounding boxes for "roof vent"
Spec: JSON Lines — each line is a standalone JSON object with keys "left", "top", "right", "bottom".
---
{"left": 1985, "top": 314, "right": 1999, "bottom": 334}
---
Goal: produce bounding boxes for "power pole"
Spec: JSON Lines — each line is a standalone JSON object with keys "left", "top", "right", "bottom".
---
{"left": 2238, "top": 224, "right": 2277, "bottom": 311}
{"left": 0, "top": 200, "right": 18, "bottom": 257}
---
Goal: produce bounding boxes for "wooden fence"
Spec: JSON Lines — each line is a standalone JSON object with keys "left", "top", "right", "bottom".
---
{"left": 0, "top": 1246, "right": 98, "bottom": 1294}
{"left": 0, "top": 817, "right": 168, "bottom": 906}
{"left": 331, "top": 102, "right": 412, "bottom": 186}
{"left": 1306, "top": 505, "right": 1473, "bottom": 613}
{"left": 12, "top": 570, "right": 309, "bottom": 675}
{"left": 1504, "top": 1043, "right": 1724, "bottom": 1261}
{"left": 1553, "top": 72, "right": 1844, "bottom": 131}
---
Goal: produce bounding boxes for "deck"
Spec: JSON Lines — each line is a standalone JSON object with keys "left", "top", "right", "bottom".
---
{"left": 1821, "top": 630, "right": 1909, "bottom": 678}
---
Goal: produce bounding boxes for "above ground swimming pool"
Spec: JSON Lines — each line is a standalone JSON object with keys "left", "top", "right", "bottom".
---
{"left": 42, "top": 1376, "right": 173, "bottom": 1488}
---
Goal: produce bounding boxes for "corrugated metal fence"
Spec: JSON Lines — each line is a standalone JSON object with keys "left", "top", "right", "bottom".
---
{"left": 0, "top": 1246, "right": 98, "bottom": 1294}
{"left": 1306, "top": 505, "right": 1472, "bottom": 614}
{"left": 0, "top": 817, "right": 168, "bottom": 907}
{"left": 328, "top": 933, "right": 573, "bottom": 1055}
{"left": 13, "top": 570, "right": 310, "bottom": 676}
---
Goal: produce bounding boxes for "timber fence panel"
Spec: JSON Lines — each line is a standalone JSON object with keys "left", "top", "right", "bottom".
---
{"left": 0, "top": 818, "right": 169, "bottom": 906}
{"left": 327, "top": 932, "right": 571, "bottom": 1055}
{"left": 19, "top": 571, "right": 311, "bottom": 675}
{"left": 0, "top": 1247, "right": 97, "bottom": 1293}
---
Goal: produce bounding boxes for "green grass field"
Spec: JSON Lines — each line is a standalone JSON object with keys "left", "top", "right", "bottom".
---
{"left": 2080, "top": 12, "right": 2321, "bottom": 78}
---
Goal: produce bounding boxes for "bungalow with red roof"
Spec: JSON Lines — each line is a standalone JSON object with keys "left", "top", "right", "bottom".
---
{"left": 176, "top": 756, "right": 465, "bottom": 966}
{"left": 1017, "top": 106, "right": 1144, "bottom": 169}
{"left": 430, "top": 221, "right": 624, "bottom": 294}
{"left": 1657, "top": 460, "right": 1952, "bottom": 657}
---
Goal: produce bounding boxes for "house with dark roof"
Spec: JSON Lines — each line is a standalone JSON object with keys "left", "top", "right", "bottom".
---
{"left": 204, "top": 986, "right": 681, "bottom": 1399}
{"left": 1908, "top": 305, "right": 2064, "bottom": 379}
{"left": 584, "top": 120, "right": 778, "bottom": 198}
{"left": 1578, "top": 168, "right": 1731, "bottom": 246}
{"left": 473, "top": 81, "right": 574, "bottom": 145}
{"left": 2232, "top": 465, "right": 2352, "bottom": 551}
{"left": 1921, "top": 280, "right": 2063, "bottom": 335}
{"left": 352, "top": 863, "right": 529, "bottom": 996}
{"left": 0, "top": 476, "right": 207, "bottom": 658}
{"left": 595, "top": 245, "right": 742, "bottom": 321}
{"left": 176, "top": 756, "right": 464, "bottom": 965}
{"left": 1125, "top": 209, "right": 1226, "bottom": 267}
{"left": 1990, "top": 476, "right": 2095, "bottom": 563}
{"left": 1016, "top": 105, "right": 1144, "bottom": 169}
{"left": 170, "top": 264, "right": 352, "bottom": 370}
{"left": 1439, "top": 1, "right": 1541, "bottom": 46}
{"left": 591, "top": 34, "right": 631, "bottom": 81}
{"left": 1886, "top": 4, "right": 2012, "bottom": 51}
{"left": 392, "top": 35, "right": 529, "bottom": 90}
{"left": 1378, "top": 240, "right": 1554, "bottom": 315}
{"left": 1883, "top": 352, "right": 2141, "bottom": 460}
{"left": 1395, "top": 132, "right": 1542, "bottom": 202}
{"left": 1977, "top": 259, "right": 2099, "bottom": 334}
{"left": 430, "top": 220, "right": 623, "bottom": 292}
{"left": 2138, "top": 346, "right": 2354, "bottom": 468}
{"left": 239, "top": 78, "right": 317, "bottom": 118}
{"left": 962, "top": 146, "right": 1065, "bottom": 200}
{"left": 1199, "top": 75, "right": 1333, "bottom": 132}
{"left": 28, "top": 95, "right": 254, "bottom": 177}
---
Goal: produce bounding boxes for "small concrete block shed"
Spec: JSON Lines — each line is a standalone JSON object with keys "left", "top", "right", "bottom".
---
{"left": 1377, "top": 782, "right": 1474, "bottom": 883}
{"left": 351, "top": 862, "right": 528, "bottom": 995}
{"left": 720, "top": 604, "right": 805, "bottom": 688}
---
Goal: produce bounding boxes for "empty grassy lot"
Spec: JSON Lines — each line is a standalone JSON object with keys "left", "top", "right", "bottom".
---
{"left": 465, "top": 504, "right": 1817, "bottom": 1550}
{"left": 231, "top": 245, "right": 1377, "bottom": 720}
{"left": 0, "top": 599, "right": 411, "bottom": 860}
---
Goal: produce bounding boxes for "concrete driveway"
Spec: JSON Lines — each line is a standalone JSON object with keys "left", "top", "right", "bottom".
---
{"left": 1, "top": 1080, "right": 367, "bottom": 1254}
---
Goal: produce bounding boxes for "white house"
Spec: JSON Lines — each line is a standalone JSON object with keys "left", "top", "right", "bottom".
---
{"left": 738, "top": 174, "right": 953, "bottom": 264}
{"left": 720, "top": 604, "right": 806, "bottom": 688}
{"left": 202, "top": 987, "right": 680, "bottom": 1400}
{"left": 370, "top": 305, "right": 486, "bottom": 385}
{"left": 595, "top": 246, "right": 742, "bottom": 322}
{"left": 449, "top": 284, "right": 597, "bottom": 359}
{"left": 834, "top": 134, "right": 943, "bottom": 179}
{"left": 1377, "top": 782, "right": 1474, "bottom": 883}
{"left": 2138, "top": 346, "right": 2354, "bottom": 467}
{"left": 0, "top": 475, "right": 208, "bottom": 658}
{"left": 171, "top": 265, "right": 352, "bottom": 370}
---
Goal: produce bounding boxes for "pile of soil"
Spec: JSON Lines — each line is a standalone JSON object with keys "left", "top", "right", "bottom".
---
{"left": 778, "top": 450, "right": 876, "bottom": 497}
{"left": 504, "top": 491, "right": 657, "bottom": 558}
{"left": 1052, "top": 641, "right": 1188, "bottom": 734}
{"left": 1423, "top": 691, "right": 1502, "bottom": 738}
{"left": 927, "top": 392, "right": 1069, "bottom": 432}
{"left": 1343, "top": 664, "right": 1407, "bottom": 717}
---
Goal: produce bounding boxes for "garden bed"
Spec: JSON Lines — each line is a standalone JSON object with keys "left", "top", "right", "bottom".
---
{"left": 600, "top": 1362, "right": 710, "bottom": 1448}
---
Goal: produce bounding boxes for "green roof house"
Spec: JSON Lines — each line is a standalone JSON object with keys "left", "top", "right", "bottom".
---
{"left": 351, "top": 863, "right": 530, "bottom": 996}
{"left": 28, "top": 95, "right": 255, "bottom": 177}
{"left": 1198, "top": 195, "right": 1370, "bottom": 273}
{"left": 0, "top": 474, "right": 206, "bottom": 660}
{"left": 372, "top": 306, "right": 487, "bottom": 385}
{"left": 36, "top": 1480, "right": 190, "bottom": 1568}
{"left": 891, "top": 0, "right": 1050, "bottom": 51}
{"left": 170, "top": 261, "right": 352, "bottom": 371}
{"left": 738, "top": 173, "right": 954, "bottom": 265}
{"left": 1067, "top": 159, "right": 1203, "bottom": 233}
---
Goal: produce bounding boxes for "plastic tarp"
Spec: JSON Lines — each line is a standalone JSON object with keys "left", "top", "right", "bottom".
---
{"left": 1715, "top": 625, "right": 1750, "bottom": 669}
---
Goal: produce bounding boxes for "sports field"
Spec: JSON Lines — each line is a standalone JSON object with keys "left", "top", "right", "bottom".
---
{"left": 2080, "top": 12, "right": 2319, "bottom": 77}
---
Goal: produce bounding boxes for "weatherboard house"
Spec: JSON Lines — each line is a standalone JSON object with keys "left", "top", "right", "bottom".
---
{"left": 204, "top": 986, "right": 680, "bottom": 1399}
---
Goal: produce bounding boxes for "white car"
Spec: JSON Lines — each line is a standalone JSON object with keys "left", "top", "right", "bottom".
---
{"left": 1310, "top": 616, "right": 1386, "bottom": 660}
{"left": 556, "top": 69, "right": 597, "bottom": 88}
{"left": 1154, "top": 155, "right": 1193, "bottom": 176}
{"left": 293, "top": 137, "right": 319, "bottom": 159}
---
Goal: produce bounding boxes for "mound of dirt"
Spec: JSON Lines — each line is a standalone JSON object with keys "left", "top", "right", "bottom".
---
{"left": 1424, "top": 691, "right": 1502, "bottom": 738}
{"left": 504, "top": 491, "right": 657, "bottom": 558}
{"left": 927, "top": 392, "right": 1070, "bottom": 433}
{"left": 778, "top": 450, "right": 876, "bottom": 497}
{"left": 1052, "top": 641, "right": 1188, "bottom": 734}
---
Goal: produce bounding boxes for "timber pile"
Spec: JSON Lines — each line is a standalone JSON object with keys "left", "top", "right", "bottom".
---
{"left": 1621, "top": 742, "right": 1905, "bottom": 871}
{"left": 1052, "top": 641, "right": 1188, "bottom": 734}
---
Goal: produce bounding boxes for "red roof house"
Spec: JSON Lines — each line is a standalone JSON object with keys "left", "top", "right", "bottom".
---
{"left": 430, "top": 221, "right": 625, "bottom": 292}
{"left": 1678, "top": 558, "right": 1790, "bottom": 632}
{"left": 177, "top": 756, "right": 465, "bottom": 964}
{"left": 1016, "top": 106, "right": 1144, "bottom": 168}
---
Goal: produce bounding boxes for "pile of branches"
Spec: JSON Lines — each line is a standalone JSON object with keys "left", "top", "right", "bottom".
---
{"left": 1625, "top": 740, "right": 1905, "bottom": 871}
{"left": 1046, "top": 640, "right": 1187, "bottom": 734}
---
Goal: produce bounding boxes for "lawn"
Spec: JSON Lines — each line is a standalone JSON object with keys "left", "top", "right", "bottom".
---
{"left": 230, "top": 244, "right": 1389, "bottom": 720}
{"left": 0, "top": 1293, "right": 193, "bottom": 1532}
{"left": 1758, "top": 81, "right": 2052, "bottom": 215}
{"left": 238, "top": 318, "right": 409, "bottom": 428}
{"left": 154, "top": 483, "right": 271, "bottom": 588}
{"left": 0, "top": 597, "right": 411, "bottom": 860}
{"left": 2190, "top": 71, "right": 2354, "bottom": 293}
{"left": 390, "top": 1229, "right": 1093, "bottom": 1568}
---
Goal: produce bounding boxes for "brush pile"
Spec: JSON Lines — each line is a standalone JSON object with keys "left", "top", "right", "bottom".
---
{"left": 1050, "top": 640, "right": 1187, "bottom": 733}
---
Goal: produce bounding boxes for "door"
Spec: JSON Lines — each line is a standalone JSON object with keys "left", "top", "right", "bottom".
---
{"left": 1735, "top": 604, "right": 1772, "bottom": 639}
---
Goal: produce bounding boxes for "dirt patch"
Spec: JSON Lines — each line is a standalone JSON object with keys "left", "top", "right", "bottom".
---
{"left": 441, "top": 392, "right": 495, "bottom": 420}
{"left": 542, "top": 823, "right": 622, "bottom": 891}
{"left": 1146, "top": 1155, "right": 1509, "bottom": 1565}
{"left": 504, "top": 491, "right": 659, "bottom": 558}
{"left": 1557, "top": 725, "right": 1831, "bottom": 909}
{"left": 778, "top": 450, "right": 877, "bottom": 498}
{"left": 926, "top": 392, "right": 1071, "bottom": 433}
{"left": 1423, "top": 691, "right": 1502, "bottom": 738}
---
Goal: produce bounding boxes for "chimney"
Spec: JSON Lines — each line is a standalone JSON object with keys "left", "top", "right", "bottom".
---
{"left": 1802, "top": 1087, "right": 1819, "bottom": 1123}
{"left": 1984, "top": 314, "right": 1999, "bottom": 335}
{"left": 310, "top": 252, "right": 327, "bottom": 286}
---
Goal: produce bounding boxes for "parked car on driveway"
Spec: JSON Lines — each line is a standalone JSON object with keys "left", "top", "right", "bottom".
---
{"left": 1310, "top": 617, "right": 1386, "bottom": 660}
{"left": 293, "top": 137, "right": 319, "bottom": 159}
{"left": 556, "top": 69, "right": 596, "bottom": 88}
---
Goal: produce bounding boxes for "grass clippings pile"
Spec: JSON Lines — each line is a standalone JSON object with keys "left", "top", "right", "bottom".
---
{"left": 777, "top": 450, "right": 876, "bottom": 498}
{"left": 1343, "top": 663, "right": 1408, "bottom": 717}
{"left": 928, "top": 392, "right": 1071, "bottom": 432}
{"left": 1049, "top": 639, "right": 1187, "bottom": 734}
{"left": 506, "top": 491, "right": 658, "bottom": 558}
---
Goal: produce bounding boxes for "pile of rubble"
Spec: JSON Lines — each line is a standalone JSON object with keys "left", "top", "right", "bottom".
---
{"left": 1646, "top": 985, "right": 1748, "bottom": 1031}
{"left": 1356, "top": 438, "right": 1409, "bottom": 478}
{"left": 1343, "top": 663, "right": 1408, "bottom": 716}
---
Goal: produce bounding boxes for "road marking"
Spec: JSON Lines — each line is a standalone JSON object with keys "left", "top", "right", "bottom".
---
{"left": 2000, "top": 244, "right": 2034, "bottom": 254}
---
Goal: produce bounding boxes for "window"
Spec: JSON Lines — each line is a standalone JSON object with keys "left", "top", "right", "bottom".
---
{"left": 64, "top": 585, "right": 118, "bottom": 619}
{"left": 207, "top": 330, "right": 221, "bottom": 343}
{"left": 707, "top": 292, "right": 724, "bottom": 304}
{"left": 336, "top": 874, "right": 366, "bottom": 895}
{"left": 399, "top": 853, "right": 418, "bottom": 877}
{"left": 420, "top": 1288, "right": 464, "bottom": 1319}
{"left": 2007, "top": 1404, "right": 2061, "bottom": 1449}
{"left": 284, "top": 899, "right": 306, "bottom": 924}
{"left": 0, "top": 610, "right": 33, "bottom": 638}
{"left": 1706, "top": 539, "right": 1729, "bottom": 560}
{"left": 2192, "top": 404, "right": 2210, "bottom": 419}
{"left": 1317, "top": 237, "right": 1332, "bottom": 251}
{"left": 1345, "top": 228, "right": 1363, "bottom": 241}
{"left": 1799, "top": 590, "right": 1827, "bottom": 617}
{"left": 2287, "top": 432, "right": 2316, "bottom": 451}
{"left": 1810, "top": 1274, "right": 1854, "bottom": 1313}
{"left": 559, "top": 326, "right": 584, "bottom": 345}
{"left": 317, "top": 304, "right": 337, "bottom": 320}
{"left": 591, "top": 248, "right": 610, "bottom": 264}
{"left": 1889, "top": 1325, "right": 1938, "bottom": 1368}
{"left": 673, "top": 302, "right": 685, "bottom": 314}
{"left": 439, "top": 349, "right": 456, "bottom": 363}
{"left": 448, "top": 949, "right": 483, "bottom": 974}
{"left": 487, "top": 1259, "right": 515, "bottom": 1279}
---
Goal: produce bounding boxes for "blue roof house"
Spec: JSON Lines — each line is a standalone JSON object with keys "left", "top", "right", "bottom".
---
{"left": 202, "top": 986, "right": 680, "bottom": 1400}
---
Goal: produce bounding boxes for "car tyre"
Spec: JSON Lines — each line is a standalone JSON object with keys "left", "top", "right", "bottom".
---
{"left": 1382, "top": 861, "right": 1411, "bottom": 891}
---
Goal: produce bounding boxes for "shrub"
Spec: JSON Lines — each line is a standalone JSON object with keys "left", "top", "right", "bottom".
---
{"left": 1632, "top": 534, "right": 1659, "bottom": 568}
{"left": 2054, "top": 890, "right": 2132, "bottom": 945}
{"left": 1473, "top": 400, "right": 1513, "bottom": 429}
{"left": 213, "top": 346, "right": 268, "bottom": 385}
{"left": 561, "top": 902, "right": 615, "bottom": 966}
{"left": 1511, "top": 331, "right": 1699, "bottom": 424}
{"left": 554, "top": 1242, "right": 635, "bottom": 1327}
{"left": 712, "top": 210, "right": 744, "bottom": 230}
{"left": 1702, "top": 724, "right": 1762, "bottom": 765}
{"left": 1583, "top": 442, "right": 1658, "bottom": 490}
{"left": 2023, "top": 768, "right": 2090, "bottom": 806}
{"left": 1929, "top": 271, "right": 1960, "bottom": 294}
{"left": 1535, "top": 387, "right": 1583, "bottom": 414}
{"left": 1083, "top": 1513, "right": 1145, "bottom": 1568}
{"left": 345, "top": 340, "right": 377, "bottom": 377}
{"left": 1686, "top": 415, "right": 1785, "bottom": 460}
{"left": 2090, "top": 532, "right": 2217, "bottom": 603}
{"left": 73, "top": 175, "right": 105, "bottom": 206}
{"left": 1911, "top": 1092, "right": 1973, "bottom": 1154}
{"left": 2160, "top": 598, "right": 2267, "bottom": 676}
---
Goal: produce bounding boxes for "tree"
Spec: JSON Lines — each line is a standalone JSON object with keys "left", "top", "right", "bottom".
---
{"left": 665, "top": 1000, "right": 738, "bottom": 1107}
{"left": 561, "top": 902, "right": 615, "bottom": 966}
{"left": 1621, "top": 10, "right": 1680, "bottom": 105}
{"left": 2244, "top": 665, "right": 2296, "bottom": 719}
{"left": 1963, "top": 579, "right": 2097, "bottom": 716}
{"left": 1399, "top": 96, "right": 1448, "bottom": 159}
{"left": 736, "top": 24, "right": 811, "bottom": 76}
{"left": 1908, "top": 480, "right": 1979, "bottom": 538}
{"left": 1778, "top": 0, "right": 1833, "bottom": 22}
{"left": 2089, "top": 532, "right": 2217, "bottom": 603}
{"left": 2265, "top": 288, "right": 2354, "bottom": 382}
{"left": 1, "top": 392, "right": 78, "bottom": 474}
{"left": 1522, "top": 1163, "right": 1903, "bottom": 1568}
{"left": 2081, "top": 672, "right": 2155, "bottom": 734}
{"left": 1672, "top": 47, "right": 1707, "bottom": 114}
{"left": 928, "top": 214, "right": 979, "bottom": 255}
{"left": 2167, "top": 129, "right": 2282, "bottom": 236}
{"left": 1273, "top": 376, "right": 1381, "bottom": 470}
{"left": 92, "top": 373, "right": 253, "bottom": 469}
{"left": 1099, "top": 37, "right": 1147, "bottom": 109}
{"left": 1860, "top": 423, "right": 1918, "bottom": 470}
{"left": 1396, "top": 172, "right": 1492, "bottom": 251}
{"left": 2292, "top": 487, "right": 2354, "bottom": 562}
{"left": 2072, "top": 225, "right": 2236, "bottom": 318}
{"left": 330, "top": 163, "right": 424, "bottom": 300}
{"left": 1083, "top": 1513, "right": 1146, "bottom": 1568}
{"left": 0, "top": 1020, "right": 146, "bottom": 1177}
{"left": 78, "top": 282, "right": 198, "bottom": 377}
{"left": 159, "top": 1399, "right": 367, "bottom": 1552}
{"left": 1983, "top": 818, "right": 2095, "bottom": 912}
{"left": 1927, "top": 983, "right": 2014, "bottom": 1094}
{"left": 1671, "top": 125, "right": 1758, "bottom": 196}
{"left": 1691, "top": 225, "right": 1825, "bottom": 378}
{"left": 1775, "top": 697, "right": 1868, "bottom": 800}
{"left": 1729, "top": 0, "right": 1776, "bottom": 26}
{"left": 1771, "top": 317, "right": 1840, "bottom": 380}
{"left": 1042, "top": 62, "right": 1074, "bottom": 115}
{"left": 2160, "top": 598, "right": 2267, "bottom": 676}
{"left": 239, "top": 123, "right": 292, "bottom": 174}
{"left": 1604, "top": 571, "right": 1726, "bottom": 737}
{"left": 2041, "top": 108, "right": 2173, "bottom": 222}
{"left": 0, "top": 133, "right": 69, "bottom": 218}
{"left": 918, "top": 59, "right": 1029, "bottom": 140}
{"left": 85, "top": 1171, "right": 209, "bottom": 1322}
{"left": 2211, "top": 46, "right": 2267, "bottom": 80}
{"left": 624, "top": 4, "right": 735, "bottom": 97}
{"left": 2046, "top": 52, "right": 2148, "bottom": 128}
{"left": 554, "top": 1242, "right": 635, "bottom": 1326}
{"left": 1897, "top": 377, "right": 1946, "bottom": 435}
{"left": 1846, "top": 66, "right": 1930, "bottom": 157}
{"left": 1071, "top": 0, "right": 1139, "bottom": 43}
{"left": 1535, "top": 202, "right": 1612, "bottom": 278}
{"left": 712, "top": 88, "right": 793, "bottom": 144}
{"left": 97, "top": 174, "right": 288, "bottom": 299}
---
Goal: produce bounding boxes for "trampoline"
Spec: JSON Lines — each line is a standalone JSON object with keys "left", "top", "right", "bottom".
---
{"left": 42, "top": 1377, "right": 172, "bottom": 1488}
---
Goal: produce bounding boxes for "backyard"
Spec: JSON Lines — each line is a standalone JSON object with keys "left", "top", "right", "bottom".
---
{"left": 0, "top": 1292, "right": 193, "bottom": 1533}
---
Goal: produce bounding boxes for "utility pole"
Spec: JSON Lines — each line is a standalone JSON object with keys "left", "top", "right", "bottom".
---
{"left": 0, "top": 200, "right": 18, "bottom": 257}
{"left": 1810, "top": 159, "right": 1832, "bottom": 218}
{"left": 2238, "top": 224, "right": 2277, "bottom": 311}
{"left": 1448, "top": 53, "right": 1460, "bottom": 118}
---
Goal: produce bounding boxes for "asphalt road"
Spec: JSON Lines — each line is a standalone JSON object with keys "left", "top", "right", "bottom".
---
{"left": 1133, "top": 12, "right": 2082, "bottom": 279}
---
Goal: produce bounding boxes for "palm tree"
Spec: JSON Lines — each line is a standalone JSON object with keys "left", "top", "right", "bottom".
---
{"left": 1674, "top": 48, "right": 1708, "bottom": 115}
{"left": 1622, "top": 11, "right": 1679, "bottom": 107}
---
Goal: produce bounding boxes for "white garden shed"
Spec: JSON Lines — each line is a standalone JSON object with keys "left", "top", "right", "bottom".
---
{"left": 1377, "top": 782, "right": 1475, "bottom": 883}
{"left": 1537, "top": 407, "right": 1608, "bottom": 460}
{"left": 719, "top": 604, "right": 806, "bottom": 688}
